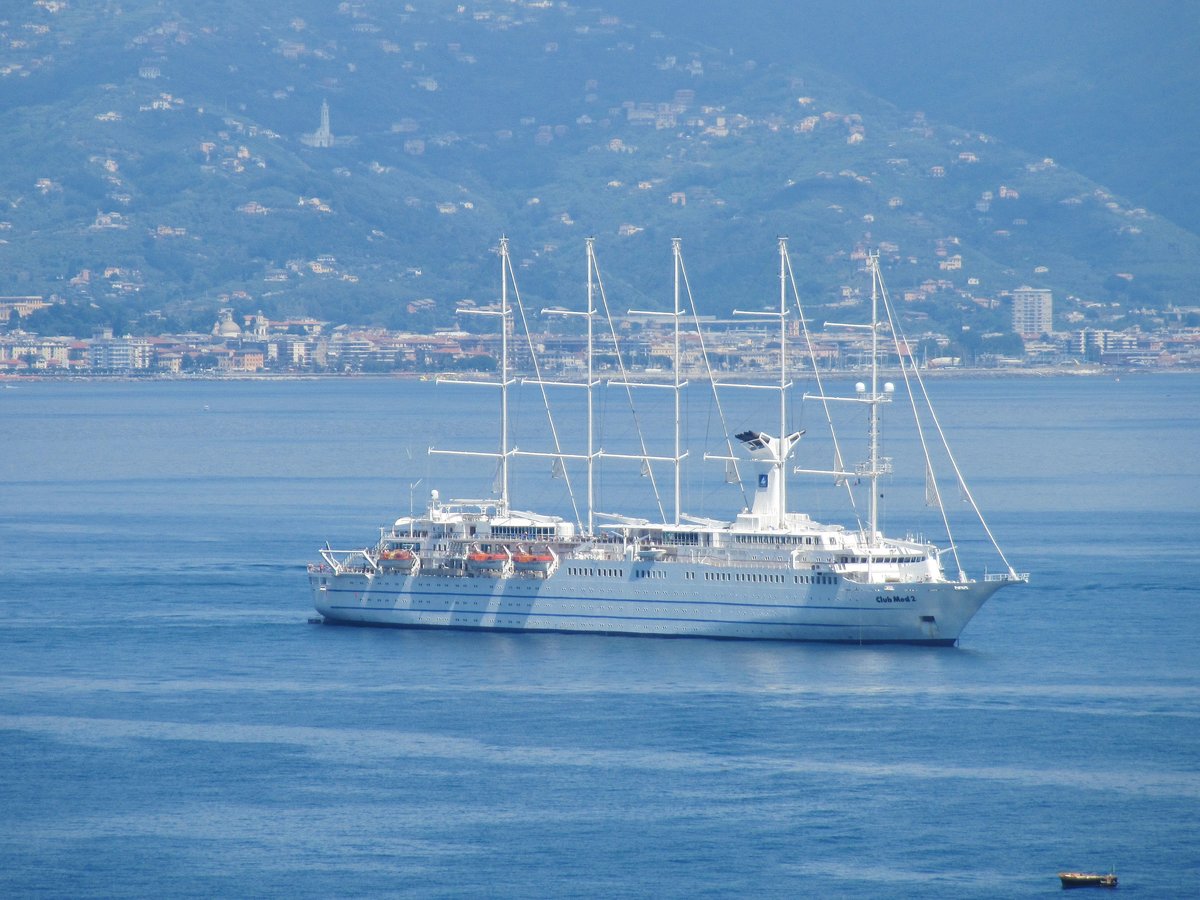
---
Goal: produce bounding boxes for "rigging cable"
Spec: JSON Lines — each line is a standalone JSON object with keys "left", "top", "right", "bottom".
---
{"left": 876, "top": 259, "right": 1018, "bottom": 579}
{"left": 783, "top": 251, "right": 863, "bottom": 530}
{"left": 591, "top": 250, "right": 668, "bottom": 523}
{"left": 506, "top": 257, "right": 584, "bottom": 529}
{"left": 677, "top": 253, "right": 751, "bottom": 511}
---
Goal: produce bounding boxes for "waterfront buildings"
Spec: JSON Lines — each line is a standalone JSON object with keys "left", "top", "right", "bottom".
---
{"left": 88, "top": 332, "right": 152, "bottom": 372}
{"left": 2, "top": 309, "right": 1198, "bottom": 375}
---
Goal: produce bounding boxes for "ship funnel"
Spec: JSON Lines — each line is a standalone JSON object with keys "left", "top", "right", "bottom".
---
{"left": 736, "top": 429, "right": 803, "bottom": 519}
{"left": 735, "top": 429, "right": 804, "bottom": 463}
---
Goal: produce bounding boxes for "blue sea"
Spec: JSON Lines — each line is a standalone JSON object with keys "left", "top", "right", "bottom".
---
{"left": 1, "top": 374, "right": 1198, "bottom": 898}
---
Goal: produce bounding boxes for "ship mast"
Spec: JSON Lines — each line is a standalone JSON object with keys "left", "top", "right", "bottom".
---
{"left": 566, "top": 237, "right": 599, "bottom": 534}
{"left": 868, "top": 252, "right": 879, "bottom": 540}
{"left": 586, "top": 238, "right": 596, "bottom": 534}
{"left": 863, "top": 252, "right": 893, "bottom": 544}
{"left": 429, "top": 236, "right": 518, "bottom": 514}
{"left": 776, "top": 236, "right": 790, "bottom": 528}
{"left": 733, "top": 238, "right": 794, "bottom": 530}
{"left": 705, "top": 238, "right": 799, "bottom": 530}
{"left": 499, "top": 236, "right": 511, "bottom": 511}
{"left": 801, "top": 253, "right": 893, "bottom": 546}
{"left": 672, "top": 237, "right": 683, "bottom": 524}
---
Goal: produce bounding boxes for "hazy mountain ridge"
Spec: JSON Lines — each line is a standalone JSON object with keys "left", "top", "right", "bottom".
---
{"left": 2, "top": 0, "right": 1196, "bottom": 337}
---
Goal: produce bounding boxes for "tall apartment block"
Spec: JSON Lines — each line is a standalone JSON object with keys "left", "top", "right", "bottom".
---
{"left": 1011, "top": 286, "right": 1053, "bottom": 337}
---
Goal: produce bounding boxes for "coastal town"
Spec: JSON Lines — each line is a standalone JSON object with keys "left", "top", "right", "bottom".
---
{"left": 1, "top": 289, "right": 1197, "bottom": 376}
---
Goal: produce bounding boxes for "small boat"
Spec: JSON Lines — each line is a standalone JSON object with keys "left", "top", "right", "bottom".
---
{"left": 1058, "top": 871, "right": 1118, "bottom": 889}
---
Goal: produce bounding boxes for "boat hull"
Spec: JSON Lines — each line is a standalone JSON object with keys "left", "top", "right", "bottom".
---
{"left": 310, "top": 566, "right": 1006, "bottom": 645}
{"left": 1058, "top": 873, "right": 1118, "bottom": 889}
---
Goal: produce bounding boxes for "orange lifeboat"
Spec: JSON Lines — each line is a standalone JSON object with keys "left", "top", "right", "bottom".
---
{"left": 377, "top": 546, "right": 419, "bottom": 573}
{"left": 513, "top": 548, "right": 555, "bottom": 573}
{"left": 466, "top": 549, "right": 509, "bottom": 573}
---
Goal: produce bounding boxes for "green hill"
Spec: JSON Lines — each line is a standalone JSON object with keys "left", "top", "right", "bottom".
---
{"left": 2, "top": 0, "right": 1197, "bottom": 339}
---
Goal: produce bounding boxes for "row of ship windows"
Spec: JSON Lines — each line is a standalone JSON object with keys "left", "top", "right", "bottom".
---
{"left": 733, "top": 535, "right": 818, "bottom": 545}
{"left": 704, "top": 572, "right": 785, "bottom": 584}
{"left": 703, "top": 572, "right": 837, "bottom": 585}
{"left": 840, "top": 556, "right": 924, "bottom": 565}
{"left": 491, "top": 526, "right": 558, "bottom": 538}
{"left": 336, "top": 573, "right": 840, "bottom": 590}
{"left": 566, "top": 567, "right": 629, "bottom": 578}
{"left": 561, "top": 567, "right": 837, "bottom": 585}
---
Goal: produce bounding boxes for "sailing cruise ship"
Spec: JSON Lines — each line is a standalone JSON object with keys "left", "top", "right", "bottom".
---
{"left": 309, "top": 238, "right": 1027, "bottom": 644}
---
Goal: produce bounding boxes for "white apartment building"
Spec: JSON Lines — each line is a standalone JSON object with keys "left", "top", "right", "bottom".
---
{"left": 1011, "top": 286, "right": 1053, "bottom": 337}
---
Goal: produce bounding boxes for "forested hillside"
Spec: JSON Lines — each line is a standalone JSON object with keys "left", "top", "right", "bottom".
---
{"left": 2, "top": 0, "right": 1197, "bottom": 339}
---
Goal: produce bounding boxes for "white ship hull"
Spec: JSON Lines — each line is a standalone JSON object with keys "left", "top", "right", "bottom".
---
{"left": 311, "top": 566, "right": 1005, "bottom": 645}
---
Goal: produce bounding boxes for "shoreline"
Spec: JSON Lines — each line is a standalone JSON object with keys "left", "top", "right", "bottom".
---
{"left": 1, "top": 366, "right": 1197, "bottom": 384}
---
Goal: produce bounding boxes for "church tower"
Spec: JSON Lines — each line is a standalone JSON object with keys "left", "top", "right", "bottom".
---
{"left": 302, "top": 100, "right": 335, "bottom": 148}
